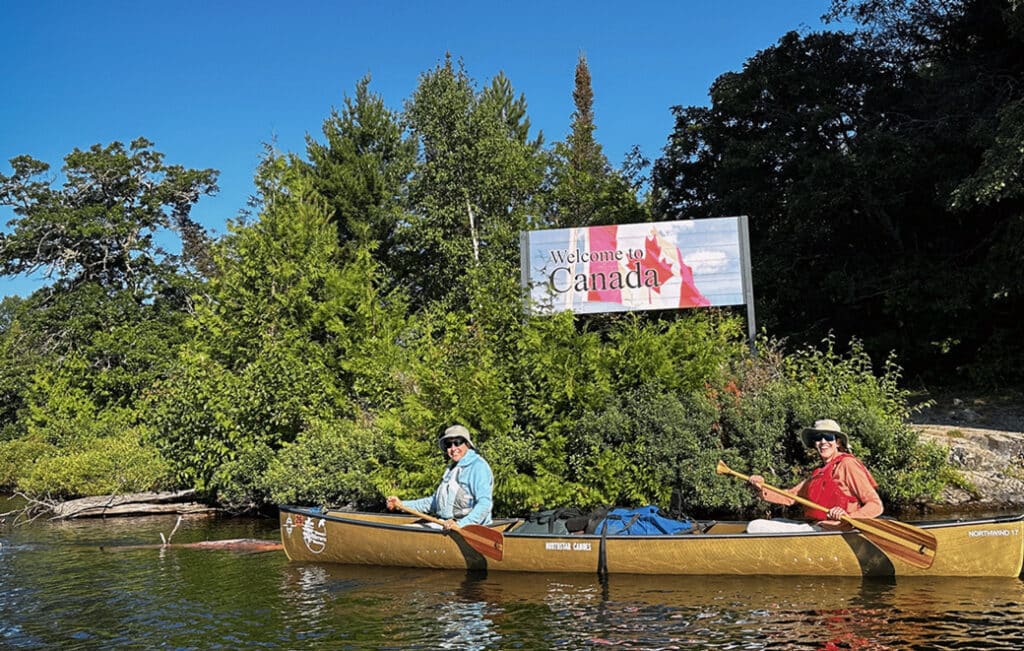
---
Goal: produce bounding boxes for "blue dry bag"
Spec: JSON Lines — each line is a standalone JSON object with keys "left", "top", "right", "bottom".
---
{"left": 595, "top": 505, "right": 695, "bottom": 535}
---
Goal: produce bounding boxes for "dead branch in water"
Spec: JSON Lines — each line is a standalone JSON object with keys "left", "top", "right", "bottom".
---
{"left": 2, "top": 492, "right": 57, "bottom": 526}
{"left": 101, "top": 538, "right": 284, "bottom": 553}
{"left": 161, "top": 515, "right": 184, "bottom": 546}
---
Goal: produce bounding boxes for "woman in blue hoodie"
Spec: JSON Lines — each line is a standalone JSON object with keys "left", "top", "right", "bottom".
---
{"left": 386, "top": 424, "right": 494, "bottom": 529}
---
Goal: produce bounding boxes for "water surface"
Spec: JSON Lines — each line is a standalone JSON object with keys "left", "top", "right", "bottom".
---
{"left": 2, "top": 504, "right": 1022, "bottom": 649}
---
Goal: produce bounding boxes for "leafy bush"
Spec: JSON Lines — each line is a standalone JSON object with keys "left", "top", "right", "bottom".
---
{"left": 15, "top": 427, "right": 172, "bottom": 498}
{"left": 265, "top": 418, "right": 388, "bottom": 508}
{"left": 568, "top": 386, "right": 719, "bottom": 508}
{"left": 490, "top": 310, "right": 744, "bottom": 513}
{"left": 708, "top": 335, "right": 950, "bottom": 517}
{"left": 4, "top": 363, "right": 173, "bottom": 498}
{"left": 0, "top": 437, "right": 53, "bottom": 489}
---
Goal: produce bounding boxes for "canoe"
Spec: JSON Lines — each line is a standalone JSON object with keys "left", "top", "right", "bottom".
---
{"left": 278, "top": 505, "right": 1024, "bottom": 578}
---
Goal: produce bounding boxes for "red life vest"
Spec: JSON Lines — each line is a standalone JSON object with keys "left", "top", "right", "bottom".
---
{"left": 800, "top": 453, "right": 876, "bottom": 520}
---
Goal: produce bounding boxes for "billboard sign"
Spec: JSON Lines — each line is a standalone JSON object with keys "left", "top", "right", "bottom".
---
{"left": 521, "top": 216, "right": 752, "bottom": 313}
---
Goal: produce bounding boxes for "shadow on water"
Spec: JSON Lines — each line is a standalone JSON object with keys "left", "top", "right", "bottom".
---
{"left": 3, "top": 510, "right": 1024, "bottom": 649}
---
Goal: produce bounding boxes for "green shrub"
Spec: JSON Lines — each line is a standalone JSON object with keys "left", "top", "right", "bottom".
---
{"left": 4, "top": 363, "right": 173, "bottom": 499}
{"left": 16, "top": 427, "right": 173, "bottom": 498}
{"left": 265, "top": 418, "right": 387, "bottom": 508}
{"left": 707, "top": 336, "right": 950, "bottom": 517}
{"left": 567, "top": 386, "right": 719, "bottom": 508}
{"left": 0, "top": 437, "right": 54, "bottom": 490}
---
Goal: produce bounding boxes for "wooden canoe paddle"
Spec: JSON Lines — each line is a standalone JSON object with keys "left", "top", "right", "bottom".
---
{"left": 716, "top": 460, "right": 937, "bottom": 569}
{"left": 395, "top": 503, "right": 504, "bottom": 561}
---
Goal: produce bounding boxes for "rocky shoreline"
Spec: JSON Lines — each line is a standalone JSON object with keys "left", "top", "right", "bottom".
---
{"left": 910, "top": 393, "right": 1024, "bottom": 515}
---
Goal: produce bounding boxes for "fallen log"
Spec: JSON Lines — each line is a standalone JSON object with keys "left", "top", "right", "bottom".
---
{"left": 51, "top": 490, "right": 218, "bottom": 519}
{"left": 63, "top": 502, "right": 218, "bottom": 518}
{"left": 101, "top": 538, "right": 283, "bottom": 553}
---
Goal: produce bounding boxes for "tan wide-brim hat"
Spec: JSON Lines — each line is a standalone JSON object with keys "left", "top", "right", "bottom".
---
{"left": 799, "top": 419, "right": 849, "bottom": 448}
{"left": 437, "top": 424, "right": 475, "bottom": 451}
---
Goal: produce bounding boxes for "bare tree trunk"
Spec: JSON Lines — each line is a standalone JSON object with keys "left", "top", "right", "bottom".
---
{"left": 466, "top": 198, "right": 480, "bottom": 263}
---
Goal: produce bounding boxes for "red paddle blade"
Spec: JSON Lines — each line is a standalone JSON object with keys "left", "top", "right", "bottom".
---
{"left": 459, "top": 524, "right": 504, "bottom": 561}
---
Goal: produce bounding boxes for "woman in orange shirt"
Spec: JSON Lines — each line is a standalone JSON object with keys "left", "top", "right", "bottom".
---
{"left": 746, "top": 419, "right": 883, "bottom": 533}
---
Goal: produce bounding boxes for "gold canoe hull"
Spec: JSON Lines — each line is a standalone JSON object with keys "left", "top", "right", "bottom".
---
{"left": 278, "top": 506, "right": 1024, "bottom": 578}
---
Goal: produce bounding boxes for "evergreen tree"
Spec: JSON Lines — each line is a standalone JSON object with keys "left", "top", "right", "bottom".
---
{"left": 568, "top": 52, "right": 605, "bottom": 180}
{"left": 151, "top": 152, "right": 407, "bottom": 506}
{"left": 301, "top": 75, "right": 416, "bottom": 275}
{"left": 545, "top": 53, "right": 645, "bottom": 229}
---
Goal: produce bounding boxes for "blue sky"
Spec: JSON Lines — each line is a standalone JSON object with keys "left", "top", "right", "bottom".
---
{"left": 1, "top": 0, "right": 842, "bottom": 298}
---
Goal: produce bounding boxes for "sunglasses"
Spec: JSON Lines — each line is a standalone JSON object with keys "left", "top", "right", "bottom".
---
{"left": 443, "top": 438, "right": 467, "bottom": 449}
{"left": 810, "top": 433, "right": 837, "bottom": 443}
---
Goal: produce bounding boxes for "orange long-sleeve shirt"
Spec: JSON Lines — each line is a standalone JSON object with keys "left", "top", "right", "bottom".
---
{"left": 761, "top": 455, "right": 883, "bottom": 526}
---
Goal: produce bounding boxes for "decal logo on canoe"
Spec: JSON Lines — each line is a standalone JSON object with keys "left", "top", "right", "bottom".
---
{"left": 968, "top": 529, "right": 1016, "bottom": 537}
{"left": 545, "top": 542, "right": 592, "bottom": 551}
{"left": 284, "top": 514, "right": 296, "bottom": 536}
{"left": 303, "top": 517, "right": 328, "bottom": 554}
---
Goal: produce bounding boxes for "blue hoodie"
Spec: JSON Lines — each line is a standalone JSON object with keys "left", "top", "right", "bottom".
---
{"left": 404, "top": 448, "right": 493, "bottom": 525}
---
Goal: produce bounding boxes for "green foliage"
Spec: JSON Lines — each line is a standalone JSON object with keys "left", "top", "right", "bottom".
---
{"left": 370, "top": 305, "right": 518, "bottom": 503}
{"left": 149, "top": 341, "right": 342, "bottom": 504}
{"left": 150, "top": 173, "right": 350, "bottom": 505}
{"left": 0, "top": 437, "right": 52, "bottom": 489}
{"left": 491, "top": 311, "right": 746, "bottom": 513}
{"left": 707, "top": 336, "right": 949, "bottom": 517}
{"left": 149, "top": 152, "right": 414, "bottom": 509}
{"left": 0, "top": 365, "right": 172, "bottom": 497}
{"left": 265, "top": 418, "right": 389, "bottom": 508}
{"left": 398, "top": 55, "right": 546, "bottom": 307}
{"left": 301, "top": 74, "right": 416, "bottom": 271}
{"left": 777, "top": 336, "right": 949, "bottom": 504}
{"left": 542, "top": 54, "right": 647, "bottom": 229}
{"left": 569, "top": 387, "right": 719, "bottom": 508}
{"left": 0, "top": 139, "right": 216, "bottom": 498}
{"left": 15, "top": 427, "right": 172, "bottom": 498}
{"left": 0, "top": 137, "right": 217, "bottom": 289}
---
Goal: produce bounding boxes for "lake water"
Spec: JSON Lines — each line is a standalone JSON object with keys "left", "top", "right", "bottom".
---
{"left": 3, "top": 501, "right": 1024, "bottom": 650}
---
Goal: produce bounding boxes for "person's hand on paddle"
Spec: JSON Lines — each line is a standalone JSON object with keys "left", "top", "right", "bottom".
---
{"left": 442, "top": 519, "right": 457, "bottom": 531}
{"left": 748, "top": 474, "right": 765, "bottom": 488}
{"left": 826, "top": 506, "right": 848, "bottom": 521}
{"left": 385, "top": 496, "right": 401, "bottom": 511}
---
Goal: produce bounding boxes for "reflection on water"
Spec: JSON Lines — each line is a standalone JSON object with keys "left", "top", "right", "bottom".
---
{"left": 2, "top": 510, "right": 1023, "bottom": 649}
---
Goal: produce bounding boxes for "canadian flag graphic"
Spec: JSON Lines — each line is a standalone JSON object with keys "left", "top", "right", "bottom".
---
{"left": 586, "top": 224, "right": 709, "bottom": 308}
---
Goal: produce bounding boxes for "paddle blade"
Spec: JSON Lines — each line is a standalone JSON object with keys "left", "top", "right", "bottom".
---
{"left": 459, "top": 524, "right": 504, "bottom": 561}
{"left": 861, "top": 532, "right": 935, "bottom": 569}
{"left": 849, "top": 518, "right": 937, "bottom": 569}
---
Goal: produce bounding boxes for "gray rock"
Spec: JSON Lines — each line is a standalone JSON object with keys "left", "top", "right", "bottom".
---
{"left": 915, "top": 424, "right": 1024, "bottom": 512}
